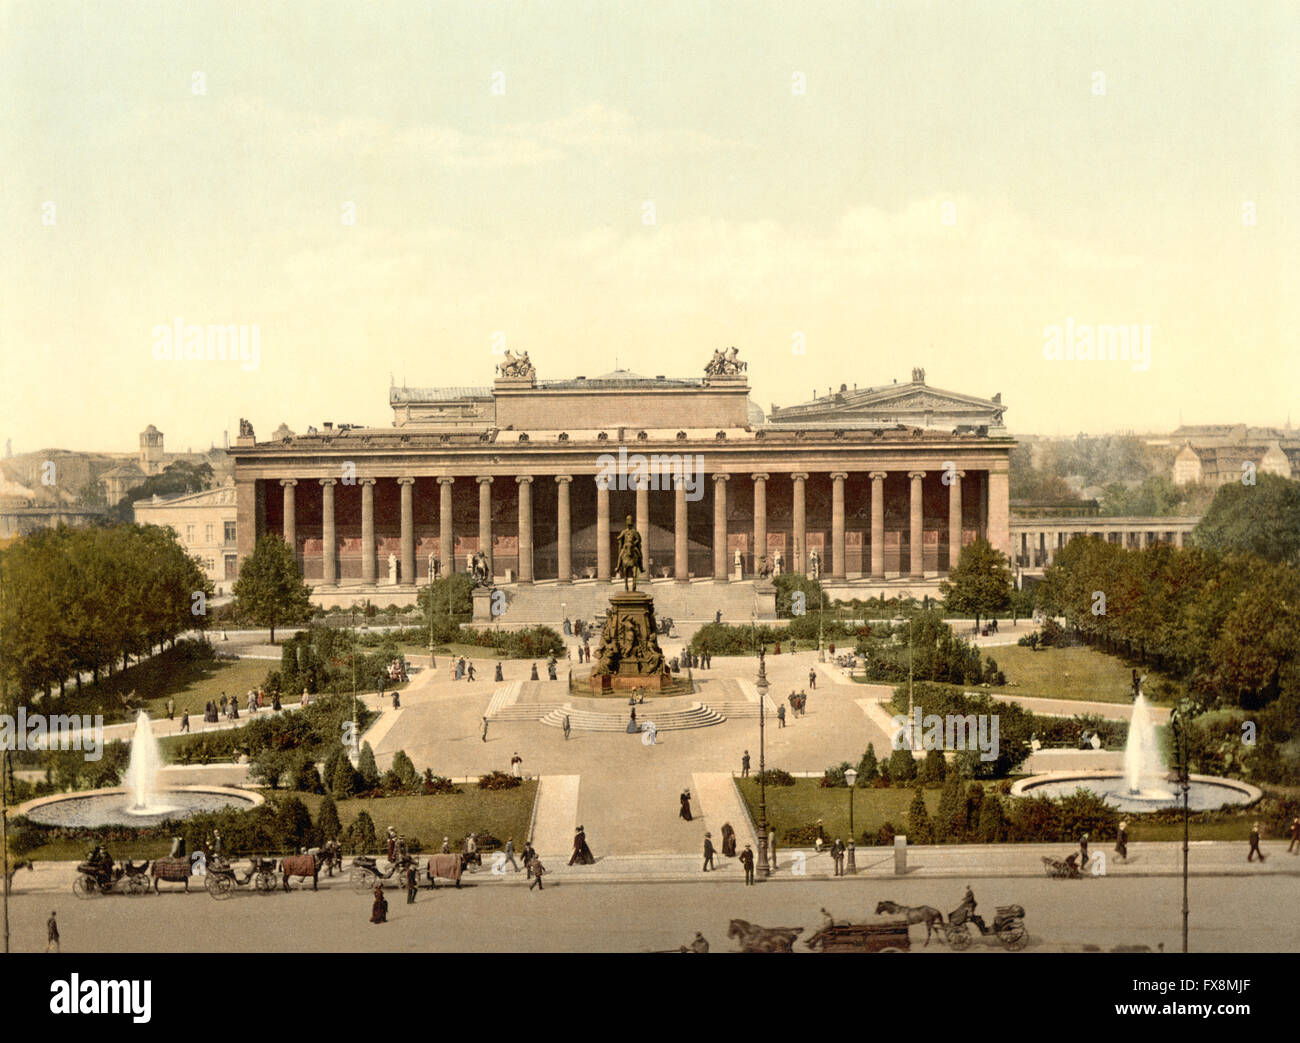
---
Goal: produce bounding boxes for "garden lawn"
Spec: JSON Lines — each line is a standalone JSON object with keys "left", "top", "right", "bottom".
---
{"left": 986, "top": 645, "right": 1182, "bottom": 705}
{"left": 39, "top": 650, "right": 273, "bottom": 725}
{"left": 293, "top": 784, "right": 537, "bottom": 853}
{"left": 736, "top": 778, "right": 940, "bottom": 845}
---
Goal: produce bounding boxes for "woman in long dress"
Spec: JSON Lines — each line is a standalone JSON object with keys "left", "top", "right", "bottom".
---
{"left": 680, "top": 790, "right": 693, "bottom": 821}
{"left": 370, "top": 886, "right": 387, "bottom": 924}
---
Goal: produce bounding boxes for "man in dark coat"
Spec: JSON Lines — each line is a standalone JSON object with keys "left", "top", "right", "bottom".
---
{"left": 831, "top": 838, "right": 846, "bottom": 876}
{"left": 741, "top": 750, "right": 751, "bottom": 778}
{"left": 1248, "top": 822, "right": 1266, "bottom": 862}
{"left": 702, "top": 833, "right": 716, "bottom": 872}
{"left": 405, "top": 863, "right": 418, "bottom": 903}
{"left": 740, "top": 845, "right": 755, "bottom": 885}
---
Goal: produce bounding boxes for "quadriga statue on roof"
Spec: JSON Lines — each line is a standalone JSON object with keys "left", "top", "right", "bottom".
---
{"left": 704, "top": 346, "right": 746, "bottom": 377}
{"left": 496, "top": 349, "right": 535, "bottom": 379}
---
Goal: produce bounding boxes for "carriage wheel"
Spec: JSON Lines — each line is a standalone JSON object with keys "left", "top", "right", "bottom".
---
{"left": 945, "top": 923, "right": 973, "bottom": 950}
{"left": 256, "top": 872, "right": 278, "bottom": 893}
{"left": 206, "top": 873, "right": 234, "bottom": 900}
{"left": 72, "top": 875, "right": 95, "bottom": 900}
{"left": 351, "top": 867, "right": 377, "bottom": 894}
{"left": 127, "top": 874, "right": 151, "bottom": 895}
{"left": 999, "top": 921, "right": 1028, "bottom": 951}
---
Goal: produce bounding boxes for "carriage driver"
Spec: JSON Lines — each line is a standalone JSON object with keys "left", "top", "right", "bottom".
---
{"left": 958, "top": 884, "right": 987, "bottom": 932}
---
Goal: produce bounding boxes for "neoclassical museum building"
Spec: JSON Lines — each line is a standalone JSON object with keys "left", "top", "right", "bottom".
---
{"left": 231, "top": 352, "right": 1013, "bottom": 609}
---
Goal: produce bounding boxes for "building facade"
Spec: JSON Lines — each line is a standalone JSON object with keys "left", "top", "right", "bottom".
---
{"left": 132, "top": 483, "right": 240, "bottom": 593}
{"left": 230, "top": 355, "right": 1015, "bottom": 604}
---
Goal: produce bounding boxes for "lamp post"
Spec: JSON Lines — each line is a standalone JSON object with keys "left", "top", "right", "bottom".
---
{"left": 844, "top": 767, "right": 858, "bottom": 873}
{"left": 755, "top": 638, "right": 770, "bottom": 879}
{"left": 1170, "top": 702, "right": 1191, "bottom": 953}
{"left": 427, "top": 553, "right": 436, "bottom": 667}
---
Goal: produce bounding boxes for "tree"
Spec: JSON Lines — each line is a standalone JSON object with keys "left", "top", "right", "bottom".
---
{"left": 921, "top": 748, "right": 947, "bottom": 784}
{"left": 329, "top": 751, "right": 361, "bottom": 799}
{"left": 276, "top": 795, "right": 316, "bottom": 850}
{"left": 856, "top": 743, "right": 879, "bottom": 783}
{"left": 977, "top": 794, "right": 1005, "bottom": 842}
{"left": 1193, "top": 473, "right": 1300, "bottom": 566}
{"left": 391, "top": 750, "right": 420, "bottom": 789}
{"left": 292, "top": 754, "right": 324, "bottom": 794}
{"left": 357, "top": 742, "right": 380, "bottom": 789}
{"left": 887, "top": 746, "right": 917, "bottom": 784}
{"left": 935, "top": 774, "right": 964, "bottom": 841}
{"left": 350, "top": 810, "right": 377, "bottom": 854}
{"left": 316, "top": 794, "right": 342, "bottom": 842}
{"left": 939, "top": 538, "right": 1012, "bottom": 628}
{"left": 906, "top": 788, "right": 933, "bottom": 843}
{"left": 231, "top": 533, "right": 313, "bottom": 644}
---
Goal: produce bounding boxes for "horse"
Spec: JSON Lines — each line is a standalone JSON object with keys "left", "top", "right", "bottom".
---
{"left": 151, "top": 856, "right": 194, "bottom": 893}
{"left": 4, "top": 859, "right": 34, "bottom": 890}
{"left": 875, "top": 900, "right": 945, "bottom": 946}
{"left": 727, "top": 918, "right": 802, "bottom": 953}
{"left": 279, "top": 852, "right": 323, "bottom": 891}
{"left": 426, "top": 853, "right": 464, "bottom": 889}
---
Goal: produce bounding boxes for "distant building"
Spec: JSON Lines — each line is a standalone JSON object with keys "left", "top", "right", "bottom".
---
{"left": 1168, "top": 425, "right": 1299, "bottom": 486}
{"left": 132, "top": 482, "right": 240, "bottom": 592}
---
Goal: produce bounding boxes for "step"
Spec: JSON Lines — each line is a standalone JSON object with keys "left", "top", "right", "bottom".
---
{"left": 538, "top": 702, "right": 726, "bottom": 732}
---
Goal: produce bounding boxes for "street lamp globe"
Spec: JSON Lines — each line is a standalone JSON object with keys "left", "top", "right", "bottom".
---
{"left": 844, "top": 767, "right": 858, "bottom": 788}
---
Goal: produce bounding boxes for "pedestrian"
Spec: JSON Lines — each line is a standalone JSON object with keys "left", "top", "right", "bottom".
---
{"left": 387, "top": 826, "right": 398, "bottom": 861}
{"left": 504, "top": 837, "right": 521, "bottom": 873}
{"left": 301, "top": 688, "right": 309, "bottom": 708}
{"left": 563, "top": 617, "right": 572, "bottom": 636}
{"left": 1115, "top": 820, "right": 1128, "bottom": 862}
{"left": 406, "top": 863, "right": 418, "bottom": 904}
{"left": 370, "top": 885, "right": 388, "bottom": 923}
{"left": 47, "top": 911, "right": 59, "bottom": 953}
{"left": 272, "top": 690, "right": 281, "bottom": 711}
{"left": 465, "top": 832, "right": 479, "bottom": 870}
{"left": 179, "top": 710, "right": 190, "bottom": 734}
{"left": 448, "top": 660, "right": 456, "bottom": 682}
{"left": 165, "top": 697, "right": 175, "bottom": 720}
{"left": 768, "top": 828, "right": 778, "bottom": 873}
{"left": 741, "top": 750, "right": 751, "bottom": 778}
{"left": 522, "top": 840, "right": 536, "bottom": 875}
{"left": 547, "top": 659, "right": 557, "bottom": 681}
{"left": 528, "top": 856, "right": 546, "bottom": 891}
{"left": 219, "top": 693, "right": 228, "bottom": 715}
{"left": 740, "top": 844, "right": 755, "bottom": 885}
{"left": 680, "top": 789, "right": 693, "bottom": 821}
{"left": 569, "top": 825, "right": 594, "bottom": 865}
{"left": 441, "top": 837, "right": 451, "bottom": 854}
{"left": 391, "top": 691, "right": 400, "bottom": 709}
{"left": 1288, "top": 817, "right": 1300, "bottom": 855}
{"left": 715, "top": 609, "right": 722, "bottom": 624}
{"left": 1248, "top": 821, "right": 1266, "bottom": 862}
{"left": 530, "top": 662, "right": 539, "bottom": 681}
{"left": 481, "top": 716, "right": 489, "bottom": 742}
{"left": 809, "top": 668, "right": 817, "bottom": 690}
{"left": 563, "top": 714, "right": 571, "bottom": 740}
{"left": 467, "top": 661, "right": 476, "bottom": 681}
{"left": 777, "top": 704, "right": 786, "bottom": 728}
{"left": 832, "top": 838, "right": 845, "bottom": 876}
{"left": 510, "top": 751, "right": 523, "bottom": 778}
{"left": 721, "top": 822, "right": 737, "bottom": 858}
{"left": 703, "top": 832, "right": 716, "bottom": 872}
{"left": 1079, "top": 831, "right": 1090, "bottom": 865}
{"left": 494, "top": 661, "right": 504, "bottom": 682}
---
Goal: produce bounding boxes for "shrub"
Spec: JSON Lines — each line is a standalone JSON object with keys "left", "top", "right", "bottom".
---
{"left": 977, "top": 794, "right": 1006, "bottom": 842}
{"left": 329, "top": 752, "right": 361, "bottom": 799}
{"left": 421, "top": 770, "right": 461, "bottom": 795}
{"left": 935, "top": 775, "right": 964, "bottom": 841}
{"left": 315, "top": 795, "right": 342, "bottom": 842}
{"left": 856, "top": 744, "right": 879, "bottom": 783}
{"left": 478, "top": 770, "right": 522, "bottom": 791}
{"left": 906, "top": 788, "right": 933, "bottom": 844}
{"left": 783, "top": 822, "right": 828, "bottom": 845}
{"left": 357, "top": 743, "right": 381, "bottom": 789}
{"left": 874, "top": 821, "right": 898, "bottom": 847}
{"left": 888, "top": 747, "right": 917, "bottom": 784}
{"left": 347, "top": 811, "right": 377, "bottom": 854}
{"left": 921, "top": 748, "right": 947, "bottom": 783}
{"left": 391, "top": 751, "right": 420, "bottom": 790}
{"left": 753, "top": 768, "right": 796, "bottom": 787}
{"left": 292, "top": 756, "right": 324, "bottom": 794}
{"left": 819, "top": 762, "right": 853, "bottom": 788}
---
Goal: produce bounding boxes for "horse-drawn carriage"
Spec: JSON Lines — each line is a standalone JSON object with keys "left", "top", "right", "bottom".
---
{"left": 350, "top": 853, "right": 418, "bottom": 892}
{"left": 201, "top": 856, "right": 281, "bottom": 899}
{"left": 1042, "top": 853, "right": 1084, "bottom": 879}
{"left": 73, "top": 852, "right": 150, "bottom": 897}
{"left": 945, "top": 903, "right": 1028, "bottom": 951}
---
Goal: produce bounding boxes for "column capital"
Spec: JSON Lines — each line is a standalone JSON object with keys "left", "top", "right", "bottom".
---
{"left": 437, "top": 476, "right": 456, "bottom": 486}
{"left": 358, "top": 477, "right": 376, "bottom": 487}
{"left": 908, "top": 470, "right": 927, "bottom": 480}
{"left": 869, "top": 471, "right": 887, "bottom": 481}
{"left": 319, "top": 478, "right": 337, "bottom": 487}
{"left": 948, "top": 469, "right": 966, "bottom": 481}
{"left": 477, "top": 475, "right": 494, "bottom": 485}
{"left": 279, "top": 478, "right": 298, "bottom": 487}
{"left": 554, "top": 474, "right": 572, "bottom": 485}
{"left": 751, "top": 472, "right": 769, "bottom": 482}
{"left": 829, "top": 471, "right": 848, "bottom": 481}
{"left": 396, "top": 476, "right": 416, "bottom": 486}
{"left": 596, "top": 475, "right": 611, "bottom": 491}
{"left": 790, "top": 472, "right": 809, "bottom": 482}
{"left": 713, "top": 473, "right": 731, "bottom": 483}
{"left": 516, "top": 475, "right": 534, "bottom": 485}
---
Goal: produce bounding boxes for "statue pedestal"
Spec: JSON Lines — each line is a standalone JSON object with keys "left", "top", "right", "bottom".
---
{"left": 472, "top": 587, "right": 495, "bottom": 622}
{"left": 753, "top": 580, "right": 777, "bottom": 619}
{"left": 588, "top": 590, "right": 671, "bottom": 692}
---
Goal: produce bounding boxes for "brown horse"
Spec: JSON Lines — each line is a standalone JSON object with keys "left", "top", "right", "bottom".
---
{"left": 279, "top": 852, "right": 322, "bottom": 891}
{"left": 727, "top": 918, "right": 803, "bottom": 953}
{"left": 875, "top": 900, "right": 944, "bottom": 946}
{"left": 4, "top": 859, "right": 34, "bottom": 890}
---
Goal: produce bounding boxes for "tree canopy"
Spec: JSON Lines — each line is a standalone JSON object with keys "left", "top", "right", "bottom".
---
{"left": 938, "top": 538, "right": 1012, "bottom": 626}
{"left": 231, "top": 533, "right": 313, "bottom": 643}
{"left": 1192, "top": 473, "right": 1300, "bottom": 566}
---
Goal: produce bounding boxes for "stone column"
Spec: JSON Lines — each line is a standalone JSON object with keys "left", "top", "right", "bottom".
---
{"left": 869, "top": 472, "right": 886, "bottom": 580}
{"left": 478, "top": 477, "right": 493, "bottom": 578}
{"left": 635, "top": 478, "right": 649, "bottom": 566}
{"left": 360, "top": 478, "right": 376, "bottom": 584}
{"left": 396, "top": 478, "right": 415, "bottom": 583}
{"left": 280, "top": 479, "right": 297, "bottom": 560}
{"left": 555, "top": 475, "right": 572, "bottom": 584}
{"left": 516, "top": 476, "right": 533, "bottom": 584}
{"left": 908, "top": 471, "right": 925, "bottom": 579}
{"left": 596, "top": 477, "right": 611, "bottom": 581}
{"left": 791, "top": 472, "right": 808, "bottom": 574}
{"left": 830, "top": 472, "right": 847, "bottom": 580}
{"left": 988, "top": 470, "right": 1011, "bottom": 558}
{"left": 438, "top": 477, "right": 455, "bottom": 574}
{"left": 674, "top": 477, "right": 689, "bottom": 583}
{"left": 752, "top": 473, "right": 768, "bottom": 575}
{"left": 713, "top": 473, "right": 730, "bottom": 580}
{"left": 320, "top": 478, "right": 337, "bottom": 585}
{"left": 947, "top": 470, "right": 964, "bottom": 572}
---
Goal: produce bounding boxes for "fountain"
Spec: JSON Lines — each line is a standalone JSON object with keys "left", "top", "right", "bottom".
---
{"left": 1009, "top": 688, "right": 1261, "bottom": 813}
{"left": 16, "top": 711, "right": 262, "bottom": 828}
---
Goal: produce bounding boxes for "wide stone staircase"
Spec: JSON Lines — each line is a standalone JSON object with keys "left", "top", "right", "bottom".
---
{"left": 479, "top": 577, "right": 767, "bottom": 625}
{"left": 538, "top": 702, "right": 726, "bottom": 731}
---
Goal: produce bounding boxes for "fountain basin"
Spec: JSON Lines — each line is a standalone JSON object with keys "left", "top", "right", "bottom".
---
{"left": 15, "top": 785, "right": 263, "bottom": 828}
{"left": 1010, "top": 772, "right": 1261, "bottom": 813}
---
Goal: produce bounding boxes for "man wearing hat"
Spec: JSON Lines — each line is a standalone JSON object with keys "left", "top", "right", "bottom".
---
{"left": 1248, "top": 821, "right": 1266, "bottom": 862}
{"left": 702, "top": 832, "right": 716, "bottom": 872}
{"left": 740, "top": 844, "right": 755, "bottom": 885}
{"left": 386, "top": 827, "right": 398, "bottom": 862}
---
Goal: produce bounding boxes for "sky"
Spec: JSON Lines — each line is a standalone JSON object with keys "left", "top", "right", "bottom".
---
{"left": 2, "top": 0, "right": 1297, "bottom": 455}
